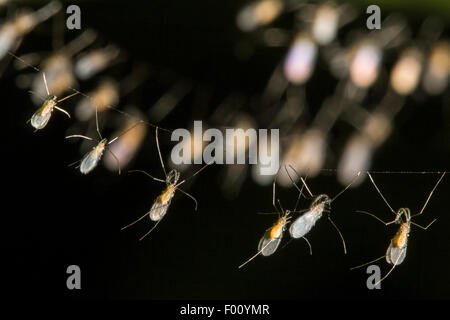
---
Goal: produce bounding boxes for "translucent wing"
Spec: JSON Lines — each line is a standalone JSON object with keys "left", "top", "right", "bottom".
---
{"left": 80, "top": 149, "right": 101, "bottom": 174}
{"left": 289, "top": 210, "right": 321, "bottom": 239}
{"left": 257, "top": 229, "right": 282, "bottom": 257}
{"left": 149, "top": 198, "right": 171, "bottom": 221}
{"left": 386, "top": 240, "right": 407, "bottom": 266}
{"left": 30, "top": 107, "right": 52, "bottom": 130}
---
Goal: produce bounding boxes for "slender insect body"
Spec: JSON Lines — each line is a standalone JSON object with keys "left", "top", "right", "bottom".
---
{"left": 257, "top": 211, "right": 290, "bottom": 257}
{"left": 80, "top": 138, "right": 108, "bottom": 174}
{"left": 285, "top": 167, "right": 360, "bottom": 253}
{"left": 386, "top": 208, "right": 411, "bottom": 266}
{"left": 289, "top": 194, "right": 329, "bottom": 239}
{"left": 149, "top": 170, "right": 180, "bottom": 221}
{"left": 121, "top": 127, "right": 206, "bottom": 240}
{"left": 351, "top": 173, "right": 445, "bottom": 284}
{"left": 30, "top": 95, "right": 57, "bottom": 129}
{"left": 150, "top": 185, "right": 175, "bottom": 222}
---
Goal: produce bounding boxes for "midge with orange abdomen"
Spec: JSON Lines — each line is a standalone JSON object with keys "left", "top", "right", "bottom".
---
{"left": 351, "top": 172, "right": 446, "bottom": 285}
{"left": 121, "top": 127, "right": 210, "bottom": 241}
{"left": 238, "top": 168, "right": 311, "bottom": 269}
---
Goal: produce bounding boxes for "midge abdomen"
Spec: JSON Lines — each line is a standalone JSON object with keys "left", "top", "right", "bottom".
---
{"left": 149, "top": 185, "right": 176, "bottom": 221}
{"left": 30, "top": 96, "right": 57, "bottom": 129}
{"left": 80, "top": 139, "right": 108, "bottom": 174}
{"left": 386, "top": 222, "right": 409, "bottom": 266}
{"left": 393, "top": 223, "right": 409, "bottom": 248}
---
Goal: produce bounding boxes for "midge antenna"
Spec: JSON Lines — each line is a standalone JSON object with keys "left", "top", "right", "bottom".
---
{"left": 121, "top": 126, "right": 211, "bottom": 241}
{"left": 351, "top": 172, "right": 446, "bottom": 285}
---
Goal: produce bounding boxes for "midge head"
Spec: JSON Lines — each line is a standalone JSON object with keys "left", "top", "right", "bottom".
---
{"left": 311, "top": 194, "right": 332, "bottom": 210}
{"left": 46, "top": 94, "right": 58, "bottom": 102}
{"left": 395, "top": 208, "right": 411, "bottom": 225}
{"left": 166, "top": 169, "right": 181, "bottom": 185}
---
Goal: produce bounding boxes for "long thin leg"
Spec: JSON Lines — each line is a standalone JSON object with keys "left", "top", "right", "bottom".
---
{"left": 355, "top": 210, "right": 398, "bottom": 226}
{"left": 289, "top": 165, "right": 314, "bottom": 197}
{"left": 367, "top": 172, "right": 396, "bottom": 215}
{"left": 328, "top": 216, "right": 347, "bottom": 254}
{"left": 178, "top": 188, "right": 198, "bottom": 210}
{"left": 350, "top": 255, "right": 385, "bottom": 270}
{"left": 284, "top": 165, "right": 305, "bottom": 212}
{"left": 54, "top": 106, "right": 71, "bottom": 118}
{"left": 139, "top": 218, "right": 164, "bottom": 241}
{"left": 95, "top": 106, "right": 102, "bottom": 140}
{"left": 412, "top": 219, "right": 437, "bottom": 230}
{"left": 302, "top": 236, "right": 312, "bottom": 255}
{"left": 272, "top": 177, "right": 278, "bottom": 213}
{"left": 175, "top": 162, "right": 211, "bottom": 188}
{"left": 128, "top": 170, "right": 165, "bottom": 183}
{"left": 122, "top": 203, "right": 169, "bottom": 232}
{"left": 331, "top": 171, "right": 361, "bottom": 202}
{"left": 121, "top": 211, "right": 150, "bottom": 231}
{"left": 42, "top": 72, "right": 50, "bottom": 96}
{"left": 155, "top": 126, "right": 167, "bottom": 179}
{"left": 374, "top": 249, "right": 404, "bottom": 287}
{"left": 68, "top": 159, "right": 82, "bottom": 167}
{"left": 106, "top": 149, "right": 121, "bottom": 175}
{"left": 108, "top": 120, "right": 145, "bottom": 145}
{"left": 65, "top": 134, "right": 93, "bottom": 141}
{"left": 57, "top": 91, "right": 79, "bottom": 103}
{"left": 414, "top": 172, "right": 446, "bottom": 217}
{"left": 238, "top": 239, "right": 275, "bottom": 269}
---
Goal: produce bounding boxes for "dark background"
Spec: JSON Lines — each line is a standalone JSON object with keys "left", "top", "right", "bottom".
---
{"left": 2, "top": 0, "right": 450, "bottom": 301}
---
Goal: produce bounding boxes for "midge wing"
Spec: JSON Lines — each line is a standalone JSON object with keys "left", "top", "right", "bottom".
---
{"left": 80, "top": 149, "right": 101, "bottom": 174}
{"left": 258, "top": 229, "right": 282, "bottom": 257}
{"left": 30, "top": 107, "right": 52, "bottom": 129}
{"left": 149, "top": 198, "right": 171, "bottom": 222}
{"left": 386, "top": 240, "right": 407, "bottom": 266}
{"left": 289, "top": 210, "right": 319, "bottom": 239}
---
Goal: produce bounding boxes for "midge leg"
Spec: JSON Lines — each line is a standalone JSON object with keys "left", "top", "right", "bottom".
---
{"left": 53, "top": 106, "right": 71, "bottom": 118}
{"left": 128, "top": 169, "right": 165, "bottom": 183}
{"left": 65, "top": 134, "right": 94, "bottom": 141}
{"left": 411, "top": 219, "right": 437, "bottom": 230}
{"left": 367, "top": 172, "right": 397, "bottom": 215}
{"left": 412, "top": 172, "right": 446, "bottom": 218}
{"left": 106, "top": 149, "right": 121, "bottom": 175}
{"left": 177, "top": 188, "right": 198, "bottom": 211}
{"left": 354, "top": 210, "right": 399, "bottom": 226}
